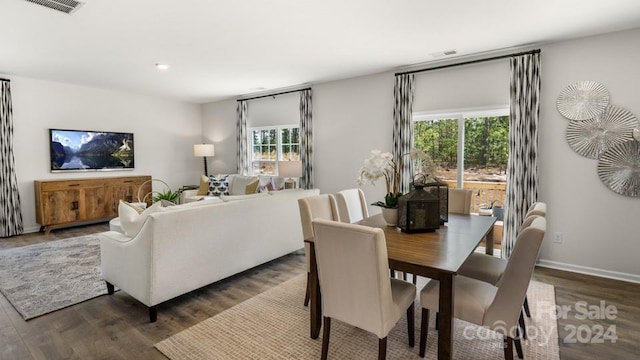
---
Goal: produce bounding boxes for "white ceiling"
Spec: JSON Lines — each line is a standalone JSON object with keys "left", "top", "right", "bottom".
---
{"left": 1, "top": 0, "right": 640, "bottom": 103}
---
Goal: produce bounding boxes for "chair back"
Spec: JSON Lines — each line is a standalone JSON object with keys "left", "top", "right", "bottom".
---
{"left": 298, "top": 194, "right": 339, "bottom": 241}
{"left": 335, "top": 188, "right": 369, "bottom": 223}
{"left": 312, "top": 219, "right": 393, "bottom": 338}
{"left": 525, "top": 201, "right": 547, "bottom": 217}
{"left": 484, "top": 217, "right": 546, "bottom": 332}
{"left": 448, "top": 188, "right": 473, "bottom": 214}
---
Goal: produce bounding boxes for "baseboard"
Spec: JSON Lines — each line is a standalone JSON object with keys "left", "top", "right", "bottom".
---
{"left": 22, "top": 226, "right": 41, "bottom": 234}
{"left": 537, "top": 259, "right": 640, "bottom": 284}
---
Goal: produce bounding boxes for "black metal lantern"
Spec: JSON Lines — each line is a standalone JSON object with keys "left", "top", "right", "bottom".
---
{"left": 397, "top": 183, "right": 441, "bottom": 233}
{"left": 422, "top": 180, "right": 448, "bottom": 224}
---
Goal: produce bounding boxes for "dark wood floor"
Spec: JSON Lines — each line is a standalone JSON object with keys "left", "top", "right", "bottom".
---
{"left": 0, "top": 223, "right": 638, "bottom": 359}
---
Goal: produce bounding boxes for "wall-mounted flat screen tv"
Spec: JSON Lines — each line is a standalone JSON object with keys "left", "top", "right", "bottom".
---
{"left": 49, "top": 129, "right": 135, "bottom": 172}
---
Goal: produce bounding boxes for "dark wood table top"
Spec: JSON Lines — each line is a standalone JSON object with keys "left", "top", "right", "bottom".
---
{"left": 357, "top": 213, "right": 496, "bottom": 275}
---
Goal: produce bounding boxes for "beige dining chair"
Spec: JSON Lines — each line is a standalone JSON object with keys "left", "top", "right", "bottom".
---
{"left": 419, "top": 217, "right": 546, "bottom": 360}
{"left": 525, "top": 201, "right": 547, "bottom": 217}
{"left": 335, "top": 188, "right": 370, "bottom": 224}
{"left": 298, "top": 194, "right": 340, "bottom": 307}
{"left": 448, "top": 188, "right": 473, "bottom": 214}
{"left": 312, "top": 219, "right": 416, "bottom": 360}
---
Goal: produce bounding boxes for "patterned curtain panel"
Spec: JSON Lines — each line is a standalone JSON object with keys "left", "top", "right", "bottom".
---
{"left": 0, "top": 80, "right": 23, "bottom": 237}
{"left": 299, "top": 89, "right": 313, "bottom": 189}
{"left": 236, "top": 100, "right": 249, "bottom": 175}
{"left": 502, "top": 53, "right": 541, "bottom": 258}
{"left": 392, "top": 74, "right": 415, "bottom": 194}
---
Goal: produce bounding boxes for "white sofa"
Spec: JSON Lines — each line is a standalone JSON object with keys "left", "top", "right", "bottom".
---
{"left": 99, "top": 188, "right": 319, "bottom": 322}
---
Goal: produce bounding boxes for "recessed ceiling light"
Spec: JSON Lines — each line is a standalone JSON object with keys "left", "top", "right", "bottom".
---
{"left": 155, "top": 63, "right": 170, "bottom": 70}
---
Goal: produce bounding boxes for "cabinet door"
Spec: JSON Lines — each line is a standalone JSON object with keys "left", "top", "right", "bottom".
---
{"left": 81, "top": 186, "right": 113, "bottom": 219}
{"left": 40, "top": 190, "right": 80, "bottom": 225}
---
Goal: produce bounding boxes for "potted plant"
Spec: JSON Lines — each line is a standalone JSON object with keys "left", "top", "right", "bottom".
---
{"left": 152, "top": 189, "right": 180, "bottom": 204}
{"left": 357, "top": 149, "right": 436, "bottom": 226}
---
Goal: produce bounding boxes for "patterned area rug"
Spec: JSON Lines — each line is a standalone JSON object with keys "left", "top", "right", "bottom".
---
{"left": 156, "top": 274, "right": 559, "bottom": 359}
{"left": 0, "top": 235, "right": 109, "bottom": 320}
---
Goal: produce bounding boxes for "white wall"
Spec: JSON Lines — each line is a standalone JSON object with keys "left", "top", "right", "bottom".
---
{"left": 202, "top": 28, "right": 640, "bottom": 279}
{"left": 536, "top": 28, "right": 640, "bottom": 279}
{"left": 201, "top": 99, "right": 237, "bottom": 174}
{"left": 5, "top": 75, "right": 202, "bottom": 232}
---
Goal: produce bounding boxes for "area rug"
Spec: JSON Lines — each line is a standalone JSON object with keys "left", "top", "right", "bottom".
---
{"left": 0, "top": 235, "right": 109, "bottom": 320}
{"left": 155, "top": 274, "right": 559, "bottom": 359}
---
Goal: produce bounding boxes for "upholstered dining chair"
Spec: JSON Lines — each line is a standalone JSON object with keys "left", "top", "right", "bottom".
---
{"left": 458, "top": 213, "right": 546, "bottom": 328}
{"left": 312, "top": 219, "right": 416, "bottom": 360}
{"left": 448, "top": 188, "right": 473, "bottom": 214}
{"left": 298, "top": 194, "right": 340, "bottom": 307}
{"left": 335, "top": 188, "right": 370, "bottom": 224}
{"left": 419, "top": 217, "right": 546, "bottom": 360}
{"left": 525, "top": 201, "right": 547, "bottom": 217}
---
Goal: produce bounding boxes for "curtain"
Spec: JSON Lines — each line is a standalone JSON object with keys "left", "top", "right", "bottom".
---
{"left": 0, "top": 80, "right": 23, "bottom": 237}
{"left": 502, "top": 53, "right": 541, "bottom": 257}
{"left": 299, "top": 89, "right": 313, "bottom": 189}
{"left": 392, "top": 74, "right": 415, "bottom": 194}
{"left": 236, "top": 100, "right": 249, "bottom": 175}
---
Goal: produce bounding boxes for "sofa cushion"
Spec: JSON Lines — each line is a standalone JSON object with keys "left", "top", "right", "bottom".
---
{"left": 121, "top": 201, "right": 145, "bottom": 214}
{"left": 229, "top": 175, "right": 258, "bottom": 195}
{"left": 208, "top": 175, "right": 230, "bottom": 196}
{"left": 220, "top": 192, "right": 270, "bottom": 202}
{"left": 118, "top": 200, "right": 164, "bottom": 237}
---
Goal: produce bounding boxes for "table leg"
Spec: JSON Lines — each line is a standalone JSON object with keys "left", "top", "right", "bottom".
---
{"left": 438, "top": 274, "right": 454, "bottom": 360}
{"left": 485, "top": 226, "right": 494, "bottom": 256}
{"left": 309, "top": 242, "right": 322, "bottom": 339}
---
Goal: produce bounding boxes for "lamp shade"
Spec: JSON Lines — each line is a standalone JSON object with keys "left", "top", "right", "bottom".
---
{"left": 194, "top": 144, "right": 215, "bottom": 157}
{"left": 278, "top": 160, "right": 302, "bottom": 178}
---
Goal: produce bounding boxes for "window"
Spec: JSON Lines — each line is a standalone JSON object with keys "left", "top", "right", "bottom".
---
{"left": 250, "top": 125, "right": 300, "bottom": 175}
{"left": 413, "top": 108, "right": 509, "bottom": 212}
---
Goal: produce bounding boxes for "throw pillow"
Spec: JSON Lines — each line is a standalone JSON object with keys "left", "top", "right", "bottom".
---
{"left": 208, "top": 175, "right": 230, "bottom": 196}
{"left": 196, "top": 174, "right": 209, "bottom": 196}
{"left": 229, "top": 175, "right": 258, "bottom": 195}
{"left": 118, "top": 200, "right": 164, "bottom": 237}
{"left": 245, "top": 178, "right": 259, "bottom": 194}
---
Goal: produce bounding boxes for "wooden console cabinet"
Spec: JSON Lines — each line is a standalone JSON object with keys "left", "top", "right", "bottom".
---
{"left": 34, "top": 175, "right": 151, "bottom": 234}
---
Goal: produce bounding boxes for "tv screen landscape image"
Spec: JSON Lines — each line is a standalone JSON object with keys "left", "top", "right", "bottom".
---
{"left": 49, "top": 129, "right": 135, "bottom": 172}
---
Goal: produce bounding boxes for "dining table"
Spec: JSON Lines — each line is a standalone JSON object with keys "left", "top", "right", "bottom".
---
{"left": 305, "top": 213, "right": 497, "bottom": 360}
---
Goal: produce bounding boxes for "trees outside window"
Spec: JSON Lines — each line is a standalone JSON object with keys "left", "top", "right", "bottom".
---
{"left": 413, "top": 108, "right": 509, "bottom": 212}
{"left": 250, "top": 125, "right": 300, "bottom": 175}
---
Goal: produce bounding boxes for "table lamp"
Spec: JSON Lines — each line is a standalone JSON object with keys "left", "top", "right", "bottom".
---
{"left": 278, "top": 160, "right": 302, "bottom": 189}
{"left": 194, "top": 144, "right": 215, "bottom": 176}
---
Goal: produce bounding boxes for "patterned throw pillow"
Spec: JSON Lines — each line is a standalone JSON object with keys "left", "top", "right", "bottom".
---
{"left": 208, "top": 175, "right": 230, "bottom": 196}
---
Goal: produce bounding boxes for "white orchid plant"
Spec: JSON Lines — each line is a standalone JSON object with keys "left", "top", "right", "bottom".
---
{"left": 357, "top": 148, "right": 436, "bottom": 208}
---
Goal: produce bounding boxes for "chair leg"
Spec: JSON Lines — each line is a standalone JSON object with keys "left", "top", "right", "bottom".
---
{"left": 304, "top": 272, "right": 310, "bottom": 306}
{"left": 390, "top": 269, "right": 396, "bottom": 278}
{"left": 435, "top": 312, "right": 439, "bottom": 331}
{"left": 378, "top": 336, "right": 387, "bottom": 360}
{"left": 402, "top": 272, "right": 407, "bottom": 281}
{"left": 523, "top": 296, "right": 531, "bottom": 318}
{"left": 412, "top": 274, "right": 417, "bottom": 285}
{"left": 321, "top": 317, "right": 331, "bottom": 360}
{"left": 503, "top": 337, "right": 514, "bottom": 360}
{"left": 514, "top": 327, "right": 524, "bottom": 359}
{"left": 519, "top": 311, "right": 527, "bottom": 340}
{"left": 419, "top": 308, "right": 429, "bottom": 358}
{"left": 105, "top": 281, "right": 114, "bottom": 295}
{"left": 149, "top": 306, "right": 158, "bottom": 323}
{"left": 407, "top": 302, "right": 415, "bottom": 347}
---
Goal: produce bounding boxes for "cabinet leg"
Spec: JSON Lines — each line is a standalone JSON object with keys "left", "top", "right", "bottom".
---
{"left": 44, "top": 226, "right": 52, "bottom": 236}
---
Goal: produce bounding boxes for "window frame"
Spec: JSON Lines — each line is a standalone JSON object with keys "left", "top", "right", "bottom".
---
{"left": 248, "top": 124, "right": 300, "bottom": 176}
{"left": 413, "top": 106, "right": 509, "bottom": 188}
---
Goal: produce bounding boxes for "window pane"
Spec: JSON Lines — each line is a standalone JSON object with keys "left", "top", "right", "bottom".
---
{"left": 253, "top": 146, "right": 261, "bottom": 160}
{"left": 463, "top": 116, "right": 508, "bottom": 211}
{"left": 291, "top": 144, "right": 300, "bottom": 160}
{"left": 281, "top": 128, "right": 290, "bottom": 144}
{"left": 291, "top": 128, "right": 300, "bottom": 144}
{"left": 413, "top": 119, "right": 458, "bottom": 182}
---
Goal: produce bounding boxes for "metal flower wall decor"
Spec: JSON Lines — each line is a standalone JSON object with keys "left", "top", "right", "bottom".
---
{"left": 557, "top": 81, "right": 640, "bottom": 197}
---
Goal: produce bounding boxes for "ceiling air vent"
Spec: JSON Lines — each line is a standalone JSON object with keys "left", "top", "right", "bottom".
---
{"left": 430, "top": 49, "right": 458, "bottom": 59}
{"left": 23, "top": 0, "right": 86, "bottom": 14}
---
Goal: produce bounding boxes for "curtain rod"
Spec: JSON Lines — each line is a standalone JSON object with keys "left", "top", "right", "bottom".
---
{"left": 395, "top": 49, "right": 541, "bottom": 76}
{"left": 0, "top": 78, "right": 10, "bottom": 82}
{"left": 238, "top": 87, "right": 311, "bottom": 102}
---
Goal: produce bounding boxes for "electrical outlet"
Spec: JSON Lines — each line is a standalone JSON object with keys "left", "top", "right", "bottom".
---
{"left": 553, "top": 232, "right": 563, "bottom": 244}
